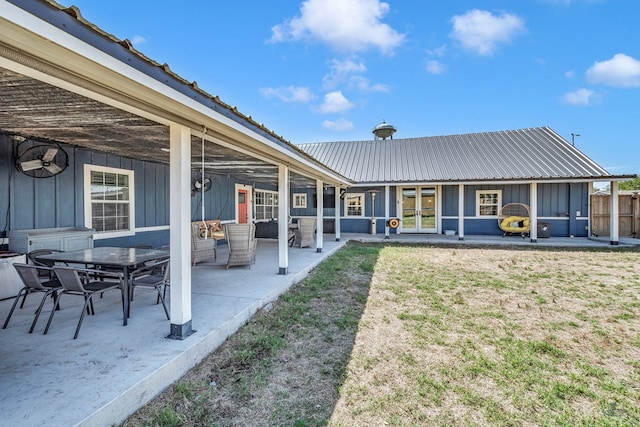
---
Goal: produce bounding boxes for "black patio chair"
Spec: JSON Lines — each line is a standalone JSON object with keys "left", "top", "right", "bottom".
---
{"left": 27, "top": 248, "right": 66, "bottom": 279}
{"left": 2, "top": 263, "right": 62, "bottom": 333}
{"left": 45, "top": 266, "right": 124, "bottom": 339}
{"left": 129, "top": 258, "right": 170, "bottom": 320}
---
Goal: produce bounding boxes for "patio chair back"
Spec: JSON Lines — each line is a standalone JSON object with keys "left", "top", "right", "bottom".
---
{"left": 191, "top": 222, "right": 217, "bottom": 265}
{"left": 2, "top": 263, "right": 62, "bottom": 333}
{"left": 48, "top": 266, "right": 123, "bottom": 339}
{"left": 223, "top": 223, "right": 257, "bottom": 269}
{"left": 130, "top": 258, "right": 170, "bottom": 319}
{"left": 13, "top": 262, "right": 56, "bottom": 292}
{"left": 294, "top": 217, "right": 317, "bottom": 248}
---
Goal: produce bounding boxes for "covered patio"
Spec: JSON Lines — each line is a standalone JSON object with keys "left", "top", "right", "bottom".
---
{"left": 0, "top": 237, "right": 348, "bottom": 426}
{"left": 1, "top": 234, "right": 638, "bottom": 426}
{"left": 0, "top": 0, "right": 349, "bottom": 344}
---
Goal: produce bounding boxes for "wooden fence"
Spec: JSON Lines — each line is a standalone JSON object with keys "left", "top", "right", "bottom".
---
{"left": 590, "top": 193, "right": 640, "bottom": 238}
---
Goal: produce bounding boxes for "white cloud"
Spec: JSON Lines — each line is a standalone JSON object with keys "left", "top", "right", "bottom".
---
{"left": 318, "top": 91, "right": 354, "bottom": 113}
{"left": 426, "top": 60, "right": 447, "bottom": 75}
{"left": 269, "top": 0, "right": 405, "bottom": 54}
{"left": 131, "top": 35, "right": 147, "bottom": 45}
{"left": 348, "top": 75, "right": 389, "bottom": 92}
{"left": 322, "top": 58, "right": 388, "bottom": 92}
{"left": 565, "top": 70, "right": 576, "bottom": 79}
{"left": 585, "top": 53, "right": 640, "bottom": 87}
{"left": 321, "top": 118, "right": 355, "bottom": 131}
{"left": 563, "top": 88, "right": 597, "bottom": 106}
{"left": 322, "top": 58, "right": 367, "bottom": 88}
{"left": 427, "top": 45, "right": 447, "bottom": 57}
{"left": 450, "top": 9, "right": 525, "bottom": 56}
{"left": 259, "top": 86, "right": 315, "bottom": 103}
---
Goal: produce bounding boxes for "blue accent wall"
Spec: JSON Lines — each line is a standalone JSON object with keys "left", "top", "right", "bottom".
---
{"left": 439, "top": 183, "right": 589, "bottom": 237}
{"left": 1, "top": 135, "right": 174, "bottom": 248}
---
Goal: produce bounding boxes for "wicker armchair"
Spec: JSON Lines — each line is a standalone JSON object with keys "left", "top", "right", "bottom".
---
{"left": 293, "top": 217, "right": 316, "bottom": 248}
{"left": 223, "top": 223, "right": 257, "bottom": 269}
{"left": 191, "top": 222, "right": 217, "bottom": 266}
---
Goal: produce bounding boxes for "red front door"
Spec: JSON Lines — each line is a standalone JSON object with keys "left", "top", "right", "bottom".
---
{"left": 238, "top": 189, "right": 248, "bottom": 223}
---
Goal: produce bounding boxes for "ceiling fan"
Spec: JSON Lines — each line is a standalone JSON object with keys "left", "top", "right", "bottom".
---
{"left": 15, "top": 141, "right": 69, "bottom": 178}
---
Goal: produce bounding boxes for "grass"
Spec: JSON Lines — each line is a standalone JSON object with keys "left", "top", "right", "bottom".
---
{"left": 123, "top": 242, "right": 640, "bottom": 427}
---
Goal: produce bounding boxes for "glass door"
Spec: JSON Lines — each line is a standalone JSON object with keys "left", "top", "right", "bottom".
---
{"left": 401, "top": 188, "right": 418, "bottom": 232}
{"left": 400, "top": 186, "right": 437, "bottom": 233}
{"left": 420, "top": 187, "right": 437, "bottom": 232}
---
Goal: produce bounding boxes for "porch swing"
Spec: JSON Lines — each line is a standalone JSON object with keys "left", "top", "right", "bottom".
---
{"left": 190, "top": 128, "right": 222, "bottom": 265}
{"left": 498, "top": 203, "right": 530, "bottom": 238}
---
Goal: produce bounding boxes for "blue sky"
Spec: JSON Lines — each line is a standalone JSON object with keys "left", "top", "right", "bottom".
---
{"left": 56, "top": 0, "right": 639, "bottom": 176}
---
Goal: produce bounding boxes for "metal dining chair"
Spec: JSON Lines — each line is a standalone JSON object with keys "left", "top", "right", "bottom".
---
{"left": 45, "top": 266, "right": 124, "bottom": 339}
{"left": 129, "top": 258, "right": 170, "bottom": 320}
{"left": 2, "top": 263, "right": 62, "bottom": 333}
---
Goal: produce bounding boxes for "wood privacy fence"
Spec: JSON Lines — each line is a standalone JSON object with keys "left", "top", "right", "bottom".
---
{"left": 590, "top": 192, "right": 640, "bottom": 238}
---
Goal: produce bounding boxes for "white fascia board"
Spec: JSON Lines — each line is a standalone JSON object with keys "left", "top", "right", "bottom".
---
{"left": 1, "top": 1, "right": 348, "bottom": 185}
{"left": 347, "top": 178, "right": 620, "bottom": 187}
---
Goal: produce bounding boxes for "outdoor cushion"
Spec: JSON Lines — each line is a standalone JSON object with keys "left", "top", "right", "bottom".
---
{"left": 500, "top": 216, "right": 530, "bottom": 232}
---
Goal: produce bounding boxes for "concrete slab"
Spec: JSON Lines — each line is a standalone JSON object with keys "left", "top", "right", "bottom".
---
{"left": 0, "top": 234, "right": 636, "bottom": 426}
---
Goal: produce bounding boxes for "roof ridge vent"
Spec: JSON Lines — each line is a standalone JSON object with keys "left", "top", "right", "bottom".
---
{"left": 372, "top": 121, "right": 396, "bottom": 140}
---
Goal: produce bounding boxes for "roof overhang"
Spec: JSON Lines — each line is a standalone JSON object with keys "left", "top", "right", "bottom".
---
{"left": 348, "top": 175, "right": 638, "bottom": 187}
{"left": 0, "top": 0, "right": 351, "bottom": 188}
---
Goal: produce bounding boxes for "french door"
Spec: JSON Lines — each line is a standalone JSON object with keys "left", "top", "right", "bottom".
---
{"left": 399, "top": 186, "right": 437, "bottom": 233}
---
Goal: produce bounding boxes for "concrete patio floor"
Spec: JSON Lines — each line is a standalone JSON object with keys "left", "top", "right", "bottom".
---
{"left": 0, "top": 233, "right": 637, "bottom": 426}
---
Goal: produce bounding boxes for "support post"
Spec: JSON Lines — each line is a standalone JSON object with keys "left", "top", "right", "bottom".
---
{"left": 458, "top": 184, "right": 465, "bottom": 240}
{"left": 529, "top": 182, "right": 538, "bottom": 243}
{"left": 335, "top": 187, "right": 341, "bottom": 241}
{"left": 278, "top": 165, "right": 290, "bottom": 273}
{"left": 610, "top": 181, "right": 619, "bottom": 245}
{"left": 167, "top": 124, "right": 194, "bottom": 340}
{"left": 384, "top": 185, "right": 390, "bottom": 238}
{"left": 316, "top": 179, "right": 324, "bottom": 252}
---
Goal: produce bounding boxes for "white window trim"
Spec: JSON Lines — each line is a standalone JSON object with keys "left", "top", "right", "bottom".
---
{"left": 84, "top": 164, "right": 135, "bottom": 239}
{"left": 293, "top": 193, "right": 307, "bottom": 209}
{"left": 345, "top": 193, "right": 365, "bottom": 217}
{"left": 475, "top": 189, "right": 502, "bottom": 217}
{"left": 255, "top": 189, "right": 279, "bottom": 221}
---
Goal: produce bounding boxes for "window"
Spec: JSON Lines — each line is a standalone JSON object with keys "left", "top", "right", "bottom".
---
{"left": 255, "top": 189, "right": 278, "bottom": 221}
{"left": 85, "top": 165, "right": 134, "bottom": 236}
{"left": 345, "top": 193, "right": 365, "bottom": 217}
{"left": 293, "top": 193, "right": 307, "bottom": 209}
{"left": 476, "top": 190, "right": 501, "bottom": 217}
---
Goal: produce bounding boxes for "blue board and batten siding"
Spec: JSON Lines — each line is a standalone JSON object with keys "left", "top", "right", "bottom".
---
{"left": 1, "top": 136, "right": 172, "bottom": 248}
{"left": 290, "top": 183, "right": 589, "bottom": 237}
{"left": 440, "top": 183, "right": 590, "bottom": 237}
{"left": 2, "top": 132, "right": 592, "bottom": 246}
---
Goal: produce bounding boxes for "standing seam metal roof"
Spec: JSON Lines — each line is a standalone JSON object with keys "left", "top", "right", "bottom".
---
{"left": 298, "top": 127, "right": 618, "bottom": 184}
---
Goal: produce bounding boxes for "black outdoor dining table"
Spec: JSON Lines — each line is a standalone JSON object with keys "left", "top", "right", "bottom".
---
{"left": 37, "top": 247, "right": 170, "bottom": 326}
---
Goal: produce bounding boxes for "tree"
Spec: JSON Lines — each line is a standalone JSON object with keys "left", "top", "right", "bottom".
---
{"left": 619, "top": 176, "right": 640, "bottom": 191}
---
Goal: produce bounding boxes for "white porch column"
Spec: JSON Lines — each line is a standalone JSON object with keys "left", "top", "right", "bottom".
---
{"left": 529, "top": 182, "right": 538, "bottom": 243}
{"left": 610, "top": 181, "right": 619, "bottom": 245}
{"left": 458, "top": 184, "right": 465, "bottom": 240}
{"left": 588, "top": 182, "right": 594, "bottom": 237}
{"left": 316, "top": 179, "right": 324, "bottom": 252}
{"left": 334, "top": 187, "right": 341, "bottom": 241}
{"left": 278, "top": 165, "right": 290, "bottom": 274}
{"left": 168, "top": 123, "right": 194, "bottom": 340}
{"left": 384, "top": 185, "right": 390, "bottom": 238}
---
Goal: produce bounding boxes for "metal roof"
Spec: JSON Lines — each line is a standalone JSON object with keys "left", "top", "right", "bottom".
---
{"left": 299, "top": 127, "right": 629, "bottom": 184}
